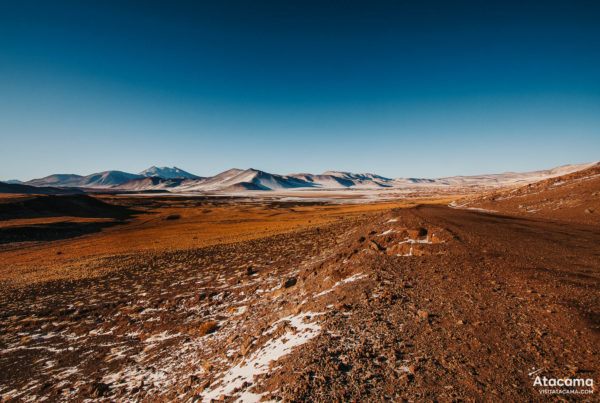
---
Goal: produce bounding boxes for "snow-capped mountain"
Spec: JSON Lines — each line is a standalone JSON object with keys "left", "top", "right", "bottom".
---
{"left": 112, "top": 176, "right": 197, "bottom": 191}
{"left": 303, "top": 171, "right": 393, "bottom": 188}
{"left": 322, "top": 171, "right": 392, "bottom": 183}
{"left": 175, "top": 169, "right": 315, "bottom": 192}
{"left": 138, "top": 166, "right": 199, "bottom": 179}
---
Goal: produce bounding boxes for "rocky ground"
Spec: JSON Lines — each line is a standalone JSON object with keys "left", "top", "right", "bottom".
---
{"left": 457, "top": 163, "right": 600, "bottom": 225}
{"left": 1, "top": 201, "right": 599, "bottom": 402}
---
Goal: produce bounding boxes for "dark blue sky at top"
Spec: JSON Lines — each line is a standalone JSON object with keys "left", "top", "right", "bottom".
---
{"left": 1, "top": 0, "right": 599, "bottom": 180}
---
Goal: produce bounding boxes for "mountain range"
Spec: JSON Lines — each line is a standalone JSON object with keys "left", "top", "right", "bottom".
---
{"left": 22, "top": 167, "right": 198, "bottom": 189}
{"left": 5, "top": 162, "right": 599, "bottom": 193}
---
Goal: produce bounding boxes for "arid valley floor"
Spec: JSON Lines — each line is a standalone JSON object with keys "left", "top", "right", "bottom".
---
{"left": 1, "top": 166, "right": 599, "bottom": 402}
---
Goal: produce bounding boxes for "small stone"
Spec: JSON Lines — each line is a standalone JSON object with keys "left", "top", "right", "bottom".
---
{"left": 86, "top": 382, "right": 110, "bottom": 398}
{"left": 369, "top": 240, "right": 385, "bottom": 251}
{"left": 187, "top": 375, "right": 199, "bottom": 387}
{"left": 284, "top": 277, "right": 297, "bottom": 288}
{"left": 398, "top": 373, "right": 412, "bottom": 385}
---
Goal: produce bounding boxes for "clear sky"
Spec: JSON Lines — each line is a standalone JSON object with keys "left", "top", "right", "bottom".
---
{"left": 1, "top": 0, "right": 599, "bottom": 181}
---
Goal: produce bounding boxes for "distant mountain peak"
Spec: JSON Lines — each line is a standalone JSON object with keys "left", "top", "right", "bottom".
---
{"left": 138, "top": 166, "right": 199, "bottom": 179}
{"left": 322, "top": 171, "right": 392, "bottom": 182}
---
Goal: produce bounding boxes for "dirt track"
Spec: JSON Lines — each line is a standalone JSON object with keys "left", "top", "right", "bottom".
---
{"left": 276, "top": 205, "right": 600, "bottom": 401}
{"left": 1, "top": 204, "right": 598, "bottom": 401}
{"left": 396, "top": 205, "right": 600, "bottom": 398}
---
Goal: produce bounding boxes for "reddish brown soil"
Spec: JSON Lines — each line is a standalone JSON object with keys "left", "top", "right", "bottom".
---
{"left": 0, "top": 196, "right": 433, "bottom": 288}
{"left": 1, "top": 201, "right": 598, "bottom": 401}
{"left": 459, "top": 163, "right": 600, "bottom": 225}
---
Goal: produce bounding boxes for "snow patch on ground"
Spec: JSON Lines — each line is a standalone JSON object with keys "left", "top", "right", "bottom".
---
{"left": 313, "top": 288, "right": 334, "bottom": 298}
{"left": 399, "top": 236, "right": 432, "bottom": 245}
{"left": 378, "top": 229, "right": 395, "bottom": 236}
{"left": 234, "top": 305, "right": 248, "bottom": 316}
{"left": 202, "top": 312, "right": 323, "bottom": 402}
{"left": 339, "top": 273, "right": 367, "bottom": 284}
{"left": 313, "top": 273, "right": 367, "bottom": 298}
{"left": 397, "top": 246, "right": 413, "bottom": 257}
{"left": 144, "top": 331, "right": 181, "bottom": 343}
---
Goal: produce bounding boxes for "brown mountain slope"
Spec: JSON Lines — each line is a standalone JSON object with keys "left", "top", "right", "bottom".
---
{"left": 453, "top": 163, "right": 600, "bottom": 224}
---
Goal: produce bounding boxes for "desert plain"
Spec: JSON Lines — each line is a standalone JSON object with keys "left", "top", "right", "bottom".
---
{"left": 0, "top": 164, "right": 599, "bottom": 401}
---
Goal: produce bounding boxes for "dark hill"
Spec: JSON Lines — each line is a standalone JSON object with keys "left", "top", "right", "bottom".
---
{"left": 0, "top": 194, "right": 134, "bottom": 221}
{"left": 0, "top": 182, "right": 84, "bottom": 195}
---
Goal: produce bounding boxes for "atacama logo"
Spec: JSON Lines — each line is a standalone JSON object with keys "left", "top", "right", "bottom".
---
{"left": 529, "top": 367, "right": 594, "bottom": 395}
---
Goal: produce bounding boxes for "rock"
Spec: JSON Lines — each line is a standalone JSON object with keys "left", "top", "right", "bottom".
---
{"left": 417, "top": 310, "right": 430, "bottom": 319}
{"left": 379, "top": 290, "right": 394, "bottom": 303}
{"left": 197, "top": 321, "right": 218, "bottom": 335}
{"left": 242, "top": 344, "right": 253, "bottom": 356}
{"left": 83, "top": 382, "right": 110, "bottom": 398}
{"left": 584, "top": 208, "right": 594, "bottom": 214}
{"left": 369, "top": 240, "right": 386, "bottom": 251}
{"left": 284, "top": 277, "right": 297, "bottom": 288}
{"left": 197, "top": 380, "right": 211, "bottom": 392}
{"left": 407, "top": 228, "right": 428, "bottom": 239}
{"left": 187, "top": 375, "right": 199, "bottom": 387}
{"left": 398, "top": 373, "right": 412, "bottom": 385}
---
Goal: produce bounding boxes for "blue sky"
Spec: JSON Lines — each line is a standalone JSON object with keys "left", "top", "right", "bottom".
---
{"left": 1, "top": 0, "right": 599, "bottom": 181}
